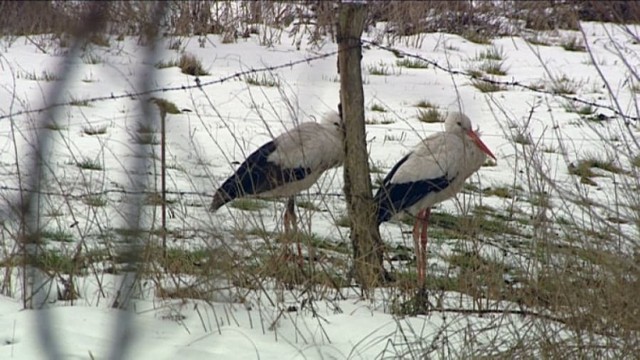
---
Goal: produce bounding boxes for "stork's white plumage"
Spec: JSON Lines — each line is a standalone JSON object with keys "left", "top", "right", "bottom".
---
{"left": 374, "top": 112, "right": 496, "bottom": 287}
{"left": 210, "top": 110, "right": 344, "bottom": 262}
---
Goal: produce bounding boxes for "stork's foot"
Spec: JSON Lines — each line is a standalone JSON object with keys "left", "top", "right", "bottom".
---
{"left": 413, "top": 287, "right": 433, "bottom": 315}
{"left": 396, "top": 286, "right": 433, "bottom": 316}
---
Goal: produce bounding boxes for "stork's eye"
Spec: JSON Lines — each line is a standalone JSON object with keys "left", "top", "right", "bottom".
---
{"left": 457, "top": 121, "right": 462, "bottom": 126}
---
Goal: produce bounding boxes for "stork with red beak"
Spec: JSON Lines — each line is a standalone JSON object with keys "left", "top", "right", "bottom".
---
{"left": 374, "top": 112, "right": 497, "bottom": 287}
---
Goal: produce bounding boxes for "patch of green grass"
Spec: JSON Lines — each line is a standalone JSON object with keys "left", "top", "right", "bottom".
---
{"left": 367, "top": 62, "right": 392, "bottom": 76}
{"left": 132, "top": 131, "right": 159, "bottom": 145}
{"left": 473, "top": 204, "right": 496, "bottom": 215}
{"left": 463, "top": 182, "right": 481, "bottom": 192}
{"left": 45, "top": 209, "right": 64, "bottom": 217}
{"left": 310, "top": 237, "right": 350, "bottom": 254}
{"left": 395, "top": 58, "right": 429, "bottom": 69}
{"left": 245, "top": 73, "right": 280, "bottom": 87}
{"left": 560, "top": 35, "right": 586, "bottom": 52}
{"left": 33, "top": 251, "right": 77, "bottom": 274}
{"left": 113, "top": 228, "right": 147, "bottom": 239}
{"left": 83, "top": 125, "right": 108, "bottom": 135}
{"left": 472, "top": 78, "right": 505, "bottom": 93}
{"left": 483, "top": 158, "right": 497, "bottom": 167}
{"left": 483, "top": 186, "right": 514, "bottom": 199}
{"left": 84, "top": 195, "right": 107, "bottom": 207}
{"left": 178, "top": 53, "right": 209, "bottom": 76}
{"left": 462, "top": 30, "right": 491, "bottom": 45}
{"left": 426, "top": 211, "right": 460, "bottom": 230}
{"left": 409, "top": 210, "right": 522, "bottom": 238}
{"left": 479, "top": 60, "right": 507, "bottom": 76}
{"left": 417, "top": 108, "right": 443, "bottom": 123}
{"left": 569, "top": 158, "right": 625, "bottom": 178}
{"left": 527, "top": 80, "right": 546, "bottom": 91}
{"left": 467, "top": 68, "right": 483, "bottom": 79}
{"left": 169, "top": 39, "right": 182, "bottom": 50}
{"left": 69, "top": 97, "right": 91, "bottom": 107}
{"left": 513, "top": 133, "right": 532, "bottom": 145}
{"left": 229, "top": 198, "right": 268, "bottom": 211}
{"left": 549, "top": 75, "right": 578, "bottom": 95}
{"left": 166, "top": 162, "right": 185, "bottom": 172}
{"left": 76, "top": 158, "right": 102, "bottom": 171}
{"left": 151, "top": 98, "right": 181, "bottom": 114}
{"left": 415, "top": 100, "right": 436, "bottom": 109}
{"left": 631, "top": 155, "right": 640, "bottom": 168}
{"left": 475, "top": 47, "right": 505, "bottom": 61}
{"left": 525, "top": 35, "right": 551, "bottom": 46}
{"left": 584, "top": 114, "right": 611, "bottom": 124}
{"left": 448, "top": 251, "right": 489, "bottom": 271}
{"left": 370, "top": 103, "right": 386, "bottom": 112}
{"left": 247, "top": 227, "right": 272, "bottom": 239}
{"left": 274, "top": 230, "right": 322, "bottom": 247}
{"left": 365, "top": 117, "right": 395, "bottom": 125}
{"left": 44, "top": 121, "right": 66, "bottom": 131}
{"left": 563, "top": 102, "right": 595, "bottom": 115}
{"left": 155, "top": 59, "right": 179, "bottom": 69}
{"left": 41, "top": 229, "right": 74, "bottom": 243}
{"left": 445, "top": 43, "right": 460, "bottom": 51}
{"left": 390, "top": 273, "right": 459, "bottom": 315}
{"left": 473, "top": 214, "right": 521, "bottom": 236}
{"left": 162, "top": 247, "right": 210, "bottom": 274}
{"left": 20, "top": 70, "right": 60, "bottom": 81}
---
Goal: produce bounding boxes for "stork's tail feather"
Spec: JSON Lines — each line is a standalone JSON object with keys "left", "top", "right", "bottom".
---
{"left": 209, "top": 191, "right": 232, "bottom": 212}
{"left": 375, "top": 197, "right": 394, "bottom": 225}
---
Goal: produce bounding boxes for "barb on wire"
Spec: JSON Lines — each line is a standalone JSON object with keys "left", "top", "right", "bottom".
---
{"left": 361, "top": 39, "right": 640, "bottom": 123}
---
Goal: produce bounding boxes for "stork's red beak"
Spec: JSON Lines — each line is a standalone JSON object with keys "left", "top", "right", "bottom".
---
{"left": 467, "top": 129, "right": 496, "bottom": 160}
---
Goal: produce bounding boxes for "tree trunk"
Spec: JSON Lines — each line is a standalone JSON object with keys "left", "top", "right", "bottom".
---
{"left": 337, "top": 2, "right": 387, "bottom": 291}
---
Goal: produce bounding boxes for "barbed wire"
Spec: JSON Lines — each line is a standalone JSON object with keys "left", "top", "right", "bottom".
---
{"left": 361, "top": 39, "right": 640, "bottom": 123}
{"left": 0, "top": 47, "right": 346, "bottom": 122}
{"left": 0, "top": 185, "right": 346, "bottom": 200}
{"left": 2, "top": 37, "right": 638, "bottom": 124}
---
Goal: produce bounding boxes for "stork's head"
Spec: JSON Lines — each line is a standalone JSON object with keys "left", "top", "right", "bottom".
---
{"left": 445, "top": 112, "right": 496, "bottom": 160}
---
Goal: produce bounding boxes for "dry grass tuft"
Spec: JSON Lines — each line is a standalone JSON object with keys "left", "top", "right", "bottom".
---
{"left": 178, "top": 53, "right": 209, "bottom": 76}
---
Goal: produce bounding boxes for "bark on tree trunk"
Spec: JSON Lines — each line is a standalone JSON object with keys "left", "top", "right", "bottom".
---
{"left": 337, "top": 2, "right": 387, "bottom": 291}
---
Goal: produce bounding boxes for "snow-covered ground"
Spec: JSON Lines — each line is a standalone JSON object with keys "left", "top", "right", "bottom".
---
{"left": 0, "top": 16, "right": 638, "bottom": 359}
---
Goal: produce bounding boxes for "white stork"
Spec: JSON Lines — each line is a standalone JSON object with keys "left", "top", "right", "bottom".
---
{"left": 374, "top": 112, "right": 496, "bottom": 286}
{"left": 210, "top": 110, "right": 344, "bottom": 262}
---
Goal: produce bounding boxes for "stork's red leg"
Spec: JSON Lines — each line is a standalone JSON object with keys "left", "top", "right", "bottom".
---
{"left": 412, "top": 218, "right": 422, "bottom": 285}
{"left": 415, "top": 208, "right": 431, "bottom": 287}
{"left": 420, "top": 208, "right": 431, "bottom": 286}
{"left": 284, "top": 197, "right": 303, "bottom": 267}
{"left": 287, "top": 197, "right": 304, "bottom": 267}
